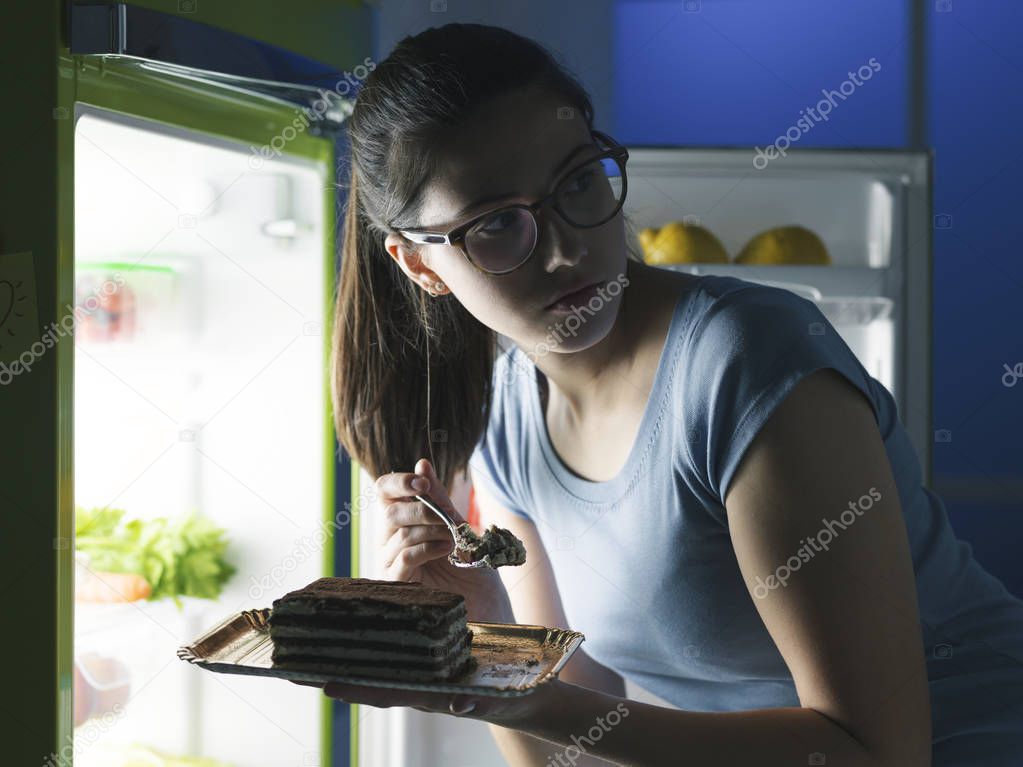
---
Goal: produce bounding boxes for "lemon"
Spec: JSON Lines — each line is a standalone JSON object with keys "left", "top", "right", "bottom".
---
{"left": 735, "top": 225, "right": 831, "bottom": 265}
{"left": 638, "top": 221, "right": 730, "bottom": 265}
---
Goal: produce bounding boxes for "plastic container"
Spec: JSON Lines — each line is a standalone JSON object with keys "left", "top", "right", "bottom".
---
{"left": 75, "top": 261, "right": 184, "bottom": 345}
{"left": 74, "top": 652, "right": 131, "bottom": 726}
{"left": 75, "top": 269, "right": 136, "bottom": 343}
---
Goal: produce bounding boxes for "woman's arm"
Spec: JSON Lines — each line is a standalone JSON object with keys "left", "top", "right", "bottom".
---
{"left": 323, "top": 370, "right": 931, "bottom": 766}
{"left": 486, "top": 368, "right": 931, "bottom": 766}
{"left": 720, "top": 368, "right": 932, "bottom": 765}
{"left": 471, "top": 471, "right": 625, "bottom": 766}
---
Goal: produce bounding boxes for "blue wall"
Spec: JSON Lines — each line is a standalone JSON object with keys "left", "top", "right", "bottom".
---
{"left": 927, "top": 2, "right": 1023, "bottom": 598}
{"left": 613, "top": 0, "right": 1022, "bottom": 597}
{"left": 613, "top": 0, "right": 908, "bottom": 146}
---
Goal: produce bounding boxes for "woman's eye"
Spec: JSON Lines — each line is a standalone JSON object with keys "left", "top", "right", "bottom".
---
{"left": 563, "top": 169, "right": 595, "bottom": 195}
{"left": 477, "top": 210, "right": 518, "bottom": 233}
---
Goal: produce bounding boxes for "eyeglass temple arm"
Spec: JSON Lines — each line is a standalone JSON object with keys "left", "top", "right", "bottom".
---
{"left": 399, "top": 230, "right": 450, "bottom": 245}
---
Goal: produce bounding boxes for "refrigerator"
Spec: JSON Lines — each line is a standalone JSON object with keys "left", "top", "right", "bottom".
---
{"left": 350, "top": 147, "right": 933, "bottom": 766}
{"left": 3, "top": 2, "right": 371, "bottom": 766}
{"left": 4, "top": 4, "right": 932, "bottom": 766}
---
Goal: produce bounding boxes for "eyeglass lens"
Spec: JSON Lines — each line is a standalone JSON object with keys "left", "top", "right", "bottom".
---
{"left": 464, "top": 153, "right": 625, "bottom": 274}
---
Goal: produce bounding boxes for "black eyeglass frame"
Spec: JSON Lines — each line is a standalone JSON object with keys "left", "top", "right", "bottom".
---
{"left": 396, "top": 130, "right": 630, "bottom": 276}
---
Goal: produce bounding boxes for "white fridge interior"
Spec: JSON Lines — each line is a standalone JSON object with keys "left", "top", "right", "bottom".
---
{"left": 73, "top": 109, "right": 329, "bottom": 767}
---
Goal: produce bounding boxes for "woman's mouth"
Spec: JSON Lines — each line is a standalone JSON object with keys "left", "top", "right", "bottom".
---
{"left": 545, "top": 281, "right": 605, "bottom": 313}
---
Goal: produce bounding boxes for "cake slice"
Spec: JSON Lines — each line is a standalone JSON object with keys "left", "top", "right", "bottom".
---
{"left": 450, "top": 523, "right": 526, "bottom": 568}
{"left": 268, "top": 577, "right": 474, "bottom": 682}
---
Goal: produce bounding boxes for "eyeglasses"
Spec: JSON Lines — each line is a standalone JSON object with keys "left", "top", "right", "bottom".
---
{"left": 397, "top": 130, "right": 629, "bottom": 276}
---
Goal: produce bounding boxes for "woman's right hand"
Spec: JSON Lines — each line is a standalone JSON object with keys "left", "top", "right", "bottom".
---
{"left": 374, "top": 457, "right": 514, "bottom": 624}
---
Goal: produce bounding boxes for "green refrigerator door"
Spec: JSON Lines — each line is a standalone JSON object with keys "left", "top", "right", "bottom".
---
{"left": 0, "top": 2, "right": 370, "bottom": 764}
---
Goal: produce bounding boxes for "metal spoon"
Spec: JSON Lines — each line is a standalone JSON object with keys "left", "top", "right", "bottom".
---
{"left": 414, "top": 493, "right": 489, "bottom": 569}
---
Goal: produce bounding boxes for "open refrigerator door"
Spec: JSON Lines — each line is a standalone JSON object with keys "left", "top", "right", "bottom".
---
{"left": 72, "top": 109, "right": 330, "bottom": 767}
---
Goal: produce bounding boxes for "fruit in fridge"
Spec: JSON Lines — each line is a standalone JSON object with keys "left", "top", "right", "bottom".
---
{"left": 735, "top": 225, "right": 831, "bottom": 265}
{"left": 638, "top": 221, "right": 730, "bottom": 264}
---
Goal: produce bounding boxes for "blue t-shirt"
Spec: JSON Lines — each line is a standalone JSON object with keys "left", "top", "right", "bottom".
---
{"left": 469, "top": 275, "right": 1023, "bottom": 765}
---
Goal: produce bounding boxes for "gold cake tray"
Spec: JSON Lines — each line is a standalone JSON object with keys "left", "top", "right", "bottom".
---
{"left": 178, "top": 608, "right": 584, "bottom": 698}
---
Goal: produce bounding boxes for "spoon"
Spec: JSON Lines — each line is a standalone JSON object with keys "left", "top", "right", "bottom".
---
{"left": 413, "top": 494, "right": 489, "bottom": 569}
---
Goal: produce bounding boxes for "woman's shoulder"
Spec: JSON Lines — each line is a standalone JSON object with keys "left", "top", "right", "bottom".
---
{"left": 672, "top": 274, "right": 833, "bottom": 358}
{"left": 682, "top": 273, "right": 810, "bottom": 321}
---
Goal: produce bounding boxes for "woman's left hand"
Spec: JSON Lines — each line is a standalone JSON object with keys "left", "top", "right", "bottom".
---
{"left": 302, "top": 678, "right": 558, "bottom": 727}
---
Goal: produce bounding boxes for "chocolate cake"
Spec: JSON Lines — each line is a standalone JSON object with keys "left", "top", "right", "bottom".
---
{"left": 268, "top": 577, "right": 474, "bottom": 682}
{"left": 450, "top": 523, "right": 527, "bottom": 568}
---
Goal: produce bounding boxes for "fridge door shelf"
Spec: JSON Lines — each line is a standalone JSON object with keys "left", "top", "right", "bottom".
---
{"left": 658, "top": 264, "right": 896, "bottom": 326}
{"left": 659, "top": 263, "right": 898, "bottom": 299}
{"left": 817, "top": 296, "right": 893, "bottom": 326}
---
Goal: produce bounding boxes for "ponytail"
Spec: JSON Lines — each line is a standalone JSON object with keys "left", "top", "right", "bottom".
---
{"left": 331, "top": 166, "right": 496, "bottom": 491}
{"left": 331, "top": 22, "right": 596, "bottom": 490}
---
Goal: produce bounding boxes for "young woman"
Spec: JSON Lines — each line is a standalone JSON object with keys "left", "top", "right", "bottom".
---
{"left": 324, "top": 23, "right": 1023, "bottom": 766}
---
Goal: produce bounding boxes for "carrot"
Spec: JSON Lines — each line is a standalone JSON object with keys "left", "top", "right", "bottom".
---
{"left": 76, "top": 571, "right": 152, "bottom": 603}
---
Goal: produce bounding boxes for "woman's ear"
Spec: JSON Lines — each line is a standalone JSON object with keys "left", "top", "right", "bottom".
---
{"left": 384, "top": 233, "right": 444, "bottom": 292}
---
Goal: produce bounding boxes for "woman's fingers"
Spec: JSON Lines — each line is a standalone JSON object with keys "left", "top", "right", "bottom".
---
{"left": 374, "top": 459, "right": 470, "bottom": 581}
{"left": 387, "top": 540, "right": 452, "bottom": 581}
{"left": 381, "top": 523, "right": 453, "bottom": 569}
{"left": 375, "top": 470, "right": 429, "bottom": 502}
{"left": 322, "top": 681, "right": 479, "bottom": 717}
{"left": 412, "top": 459, "right": 466, "bottom": 520}
{"left": 379, "top": 500, "right": 445, "bottom": 545}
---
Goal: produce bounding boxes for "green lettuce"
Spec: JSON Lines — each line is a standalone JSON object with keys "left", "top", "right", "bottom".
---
{"left": 75, "top": 506, "right": 236, "bottom": 606}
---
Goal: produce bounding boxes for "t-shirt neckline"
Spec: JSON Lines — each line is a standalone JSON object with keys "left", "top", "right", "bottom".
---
{"left": 524, "top": 286, "right": 695, "bottom": 504}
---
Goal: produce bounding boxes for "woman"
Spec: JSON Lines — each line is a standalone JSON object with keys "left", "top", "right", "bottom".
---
{"left": 324, "top": 23, "right": 1023, "bottom": 766}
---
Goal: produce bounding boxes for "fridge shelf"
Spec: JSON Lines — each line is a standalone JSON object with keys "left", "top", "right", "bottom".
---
{"left": 622, "top": 148, "right": 923, "bottom": 269}
{"left": 657, "top": 264, "right": 898, "bottom": 301}
{"left": 816, "top": 296, "right": 893, "bottom": 326}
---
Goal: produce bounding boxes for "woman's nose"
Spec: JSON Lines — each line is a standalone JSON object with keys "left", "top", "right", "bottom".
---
{"left": 537, "top": 209, "right": 587, "bottom": 272}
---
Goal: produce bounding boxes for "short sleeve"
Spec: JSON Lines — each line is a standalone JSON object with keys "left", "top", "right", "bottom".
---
{"left": 683, "top": 283, "right": 882, "bottom": 509}
{"left": 469, "top": 437, "right": 531, "bottom": 521}
{"left": 467, "top": 349, "right": 532, "bottom": 521}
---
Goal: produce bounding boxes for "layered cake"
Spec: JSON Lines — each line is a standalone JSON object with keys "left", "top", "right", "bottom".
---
{"left": 450, "top": 523, "right": 527, "bottom": 568}
{"left": 268, "top": 577, "right": 474, "bottom": 682}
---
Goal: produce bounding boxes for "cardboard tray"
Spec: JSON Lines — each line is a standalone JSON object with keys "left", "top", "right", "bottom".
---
{"left": 178, "top": 608, "right": 584, "bottom": 698}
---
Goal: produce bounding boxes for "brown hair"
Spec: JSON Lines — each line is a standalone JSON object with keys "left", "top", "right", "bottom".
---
{"left": 331, "top": 23, "right": 598, "bottom": 490}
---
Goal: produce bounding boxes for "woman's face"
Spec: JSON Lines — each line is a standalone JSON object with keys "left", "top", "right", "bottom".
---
{"left": 385, "top": 88, "right": 628, "bottom": 356}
